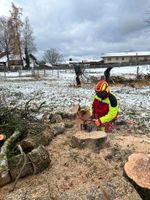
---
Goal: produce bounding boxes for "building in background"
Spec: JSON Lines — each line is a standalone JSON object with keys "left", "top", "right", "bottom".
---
{"left": 101, "top": 51, "right": 150, "bottom": 64}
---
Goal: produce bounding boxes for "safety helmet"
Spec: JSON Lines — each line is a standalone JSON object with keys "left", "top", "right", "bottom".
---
{"left": 95, "top": 80, "right": 110, "bottom": 93}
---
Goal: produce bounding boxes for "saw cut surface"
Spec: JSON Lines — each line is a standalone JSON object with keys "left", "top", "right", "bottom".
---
{"left": 124, "top": 153, "right": 150, "bottom": 189}
{"left": 71, "top": 131, "right": 107, "bottom": 150}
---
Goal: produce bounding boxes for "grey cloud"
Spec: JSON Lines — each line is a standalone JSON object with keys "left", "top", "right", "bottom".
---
{"left": 1, "top": 0, "right": 150, "bottom": 59}
{"left": 38, "top": 0, "right": 150, "bottom": 59}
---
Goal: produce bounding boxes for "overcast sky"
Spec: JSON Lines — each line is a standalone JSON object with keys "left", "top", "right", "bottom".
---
{"left": 1, "top": 0, "right": 150, "bottom": 60}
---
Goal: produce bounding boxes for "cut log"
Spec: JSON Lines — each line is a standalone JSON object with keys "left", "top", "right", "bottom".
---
{"left": 71, "top": 130, "right": 107, "bottom": 150}
{"left": 28, "top": 145, "right": 51, "bottom": 174}
{"left": 0, "top": 131, "right": 21, "bottom": 178}
{"left": 0, "top": 145, "right": 51, "bottom": 188}
{"left": 9, "top": 154, "right": 33, "bottom": 181}
{"left": 51, "top": 122, "right": 65, "bottom": 136}
{"left": 19, "top": 127, "right": 54, "bottom": 152}
{"left": 124, "top": 153, "right": 150, "bottom": 199}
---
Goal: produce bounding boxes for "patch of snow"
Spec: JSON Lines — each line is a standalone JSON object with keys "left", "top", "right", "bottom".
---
{"left": 0, "top": 68, "right": 149, "bottom": 128}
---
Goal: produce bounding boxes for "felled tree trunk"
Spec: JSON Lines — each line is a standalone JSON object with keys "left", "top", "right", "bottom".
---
{"left": 9, "top": 145, "right": 51, "bottom": 180}
{"left": 9, "top": 154, "right": 33, "bottom": 181}
{"left": 27, "top": 145, "right": 50, "bottom": 174}
{"left": 0, "top": 131, "right": 21, "bottom": 177}
{"left": 0, "top": 131, "right": 22, "bottom": 187}
{"left": 71, "top": 131, "right": 107, "bottom": 150}
{"left": 124, "top": 153, "right": 150, "bottom": 200}
{"left": 0, "top": 145, "right": 51, "bottom": 188}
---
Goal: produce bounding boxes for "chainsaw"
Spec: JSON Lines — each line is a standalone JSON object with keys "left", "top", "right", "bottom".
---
{"left": 80, "top": 119, "right": 99, "bottom": 132}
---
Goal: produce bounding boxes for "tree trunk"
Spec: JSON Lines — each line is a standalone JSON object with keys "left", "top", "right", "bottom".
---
{"left": 27, "top": 145, "right": 50, "bottom": 174}
{"left": 71, "top": 130, "right": 107, "bottom": 150}
{"left": 0, "top": 130, "right": 21, "bottom": 177}
{"left": 0, "top": 145, "right": 51, "bottom": 188}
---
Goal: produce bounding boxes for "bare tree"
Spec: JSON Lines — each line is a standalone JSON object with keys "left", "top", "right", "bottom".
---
{"left": 23, "top": 17, "right": 36, "bottom": 69}
{"left": 43, "top": 48, "right": 64, "bottom": 65}
{"left": 23, "top": 17, "right": 36, "bottom": 54}
{"left": 0, "top": 16, "right": 11, "bottom": 62}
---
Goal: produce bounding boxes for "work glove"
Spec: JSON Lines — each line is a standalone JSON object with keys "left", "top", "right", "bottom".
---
{"left": 94, "top": 119, "right": 101, "bottom": 127}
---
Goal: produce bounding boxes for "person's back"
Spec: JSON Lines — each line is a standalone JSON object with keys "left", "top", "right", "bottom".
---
{"left": 74, "top": 64, "right": 81, "bottom": 76}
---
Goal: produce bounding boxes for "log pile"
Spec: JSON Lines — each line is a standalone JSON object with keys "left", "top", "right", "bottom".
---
{"left": 0, "top": 145, "right": 51, "bottom": 188}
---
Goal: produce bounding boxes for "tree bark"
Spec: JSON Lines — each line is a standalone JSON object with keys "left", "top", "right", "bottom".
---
{"left": 0, "top": 130, "right": 21, "bottom": 177}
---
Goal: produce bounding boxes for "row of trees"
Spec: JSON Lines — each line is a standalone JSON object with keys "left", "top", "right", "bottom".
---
{"left": 0, "top": 3, "right": 36, "bottom": 69}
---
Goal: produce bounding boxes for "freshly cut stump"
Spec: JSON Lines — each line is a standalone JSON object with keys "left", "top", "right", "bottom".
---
{"left": 71, "top": 131, "right": 107, "bottom": 150}
{"left": 124, "top": 153, "right": 150, "bottom": 199}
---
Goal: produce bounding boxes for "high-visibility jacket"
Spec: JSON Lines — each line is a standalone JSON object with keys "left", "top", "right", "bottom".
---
{"left": 92, "top": 92, "right": 118, "bottom": 124}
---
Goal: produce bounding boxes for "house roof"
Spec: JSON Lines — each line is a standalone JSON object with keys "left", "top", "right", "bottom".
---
{"left": 45, "top": 63, "right": 52, "bottom": 67}
{"left": 65, "top": 58, "right": 103, "bottom": 64}
{"left": 101, "top": 51, "right": 150, "bottom": 58}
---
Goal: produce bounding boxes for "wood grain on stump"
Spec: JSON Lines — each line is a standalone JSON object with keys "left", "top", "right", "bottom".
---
{"left": 71, "top": 130, "right": 107, "bottom": 150}
{"left": 124, "top": 153, "right": 150, "bottom": 199}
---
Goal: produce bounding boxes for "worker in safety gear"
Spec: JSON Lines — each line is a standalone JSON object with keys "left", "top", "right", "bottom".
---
{"left": 92, "top": 80, "right": 118, "bottom": 132}
{"left": 74, "top": 63, "right": 82, "bottom": 86}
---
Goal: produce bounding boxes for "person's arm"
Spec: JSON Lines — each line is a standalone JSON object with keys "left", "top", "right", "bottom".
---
{"left": 100, "top": 104, "right": 118, "bottom": 124}
{"left": 99, "top": 93, "right": 118, "bottom": 124}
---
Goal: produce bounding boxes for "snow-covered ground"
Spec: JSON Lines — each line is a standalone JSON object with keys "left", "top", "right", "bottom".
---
{"left": 0, "top": 65, "right": 149, "bottom": 133}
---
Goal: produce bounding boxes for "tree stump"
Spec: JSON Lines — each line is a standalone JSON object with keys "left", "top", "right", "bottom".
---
{"left": 124, "top": 153, "right": 150, "bottom": 200}
{"left": 71, "top": 130, "right": 107, "bottom": 150}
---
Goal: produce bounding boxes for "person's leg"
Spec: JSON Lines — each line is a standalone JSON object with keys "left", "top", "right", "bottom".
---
{"left": 76, "top": 76, "right": 81, "bottom": 86}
